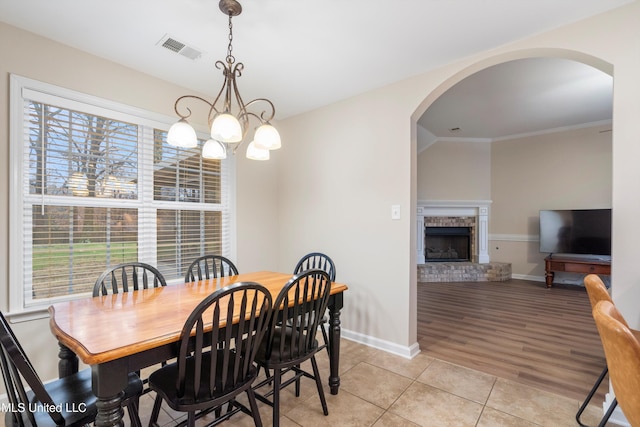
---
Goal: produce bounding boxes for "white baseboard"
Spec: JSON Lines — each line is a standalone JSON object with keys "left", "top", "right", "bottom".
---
{"left": 512, "top": 272, "right": 601, "bottom": 287}
{"left": 511, "top": 273, "right": 545, "bottom": 282}
{"left": 340, "top": 328, "right": 420, "bottom": 359}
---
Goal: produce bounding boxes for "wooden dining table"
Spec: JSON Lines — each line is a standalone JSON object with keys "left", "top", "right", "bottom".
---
{"left": 48, "top": 271, "right": 348, "bottom": 427}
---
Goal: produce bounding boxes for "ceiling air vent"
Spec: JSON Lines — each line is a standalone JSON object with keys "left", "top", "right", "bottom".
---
{"left": 157, "top": 34, "right": 203, "bottom": 60}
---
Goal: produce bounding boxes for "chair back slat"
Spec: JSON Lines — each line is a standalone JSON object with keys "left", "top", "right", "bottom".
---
{"left": 220, "top": 292, "right": 235, "bottom": 392}
{"left": 207, "top": 305, "right": 220, "bottom": 395}
{"left": 241, "top": 294, "right": 260, "bottom": 374}
{"left": 294, "top": 252, "right": 336, "bottom": 281}
{"left": 94, "top": 262, "right": 167, "bottom": 297}
{"left": 231, "top": 292, "right": 247, "bottom": 385}
{"left": 1, "top": 349, "right": 33, "bottom": 427}
{"left": 110, "top": 271, "right": 118, "bottom": 294}
{"left": 175, "top": 282, "right": 272, "bottom": 402}
{"left": 191, "top": 318, "right": 205, "bottom": 397}
{"left": 0, "top": 312, "right": 65, "bottom": 425}
{"left": 122, "top": 267, "right": 130, "bottom": 292}
{"left": 266, "top": 270, "right": 331, "bottom": 362}
{"left": 185, "top": 255, "right": 239, "bottom": 282}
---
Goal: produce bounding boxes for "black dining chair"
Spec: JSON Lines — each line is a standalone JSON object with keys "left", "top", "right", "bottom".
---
{"left": 293, "top": 253, "right": 336, "bottom": 282}
{"left": 293, "top": 252, "right": 336, "bottom": 354}
{"left": 252, "top": 269, "right": 332, "bottom": 427}
{"left": 93, "top": 262, "right": 167, "bottom": 296}
{"left": 0, "top": 311, "right": 143, "bottom": 427}
{"left": 93, "top": 262, "right": 168, "bottom": 395}
{"left": 184, "top": 255, "right": 239, "bottom": 282}
{"left": 147, "top": 282, "right": 272, "bottom": 427}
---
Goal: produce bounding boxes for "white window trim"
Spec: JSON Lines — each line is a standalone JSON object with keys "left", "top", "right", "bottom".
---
{"left": 8, "top": 74, "right": 236, "bottom": 319}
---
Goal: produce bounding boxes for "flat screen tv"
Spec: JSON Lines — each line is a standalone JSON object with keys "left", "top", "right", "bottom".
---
{"left": 539, "top": 209, "right": 612, "bottom": 258}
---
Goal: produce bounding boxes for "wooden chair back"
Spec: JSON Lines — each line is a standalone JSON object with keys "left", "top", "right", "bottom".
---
{"left": 593, "top": 300, "right": 640, "bottom": 427}
{"left": 93, "top": 262, "right": 166, "bottom": 296}
{"left": 175, "top": 282, "right": 272, "bottom": 402}
{"left": 0, "top": 312, "right": 68, "bottom": 426}
{"left": 265, "top": 269, "right": 331, "bottom": 363}
{"left": 294, "top": 253, "right": 336, "bottom": 281}
{"left": 184, "top": 255, "right": 239, "bottom": 282}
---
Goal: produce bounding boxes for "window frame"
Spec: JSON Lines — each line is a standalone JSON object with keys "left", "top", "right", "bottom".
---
{"left": 9, "top": 74, "right": 236, "bottom": 318}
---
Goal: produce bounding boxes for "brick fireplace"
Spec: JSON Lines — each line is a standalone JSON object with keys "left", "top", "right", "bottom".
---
{"left": 416, "top": 201, "right": 490, "bottom": 264}
{"left": 417, "top": 201, "right": 511, "bottom": 282}
{"left": 424, "top": 217, "right": 476, "bottom": 262}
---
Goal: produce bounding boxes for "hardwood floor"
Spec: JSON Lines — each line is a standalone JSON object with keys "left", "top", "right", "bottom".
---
{"left": 417, "top": 278, "right": 608, "bottom": 402}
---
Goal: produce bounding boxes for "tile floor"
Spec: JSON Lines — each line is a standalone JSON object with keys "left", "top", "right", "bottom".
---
{"left": 134, "top": 337, "right": 612, "bottom": 427}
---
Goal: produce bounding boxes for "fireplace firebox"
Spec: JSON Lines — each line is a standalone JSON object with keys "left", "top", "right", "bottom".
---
{"left": 425, "top": 226, "right": 471, "bottom": 262}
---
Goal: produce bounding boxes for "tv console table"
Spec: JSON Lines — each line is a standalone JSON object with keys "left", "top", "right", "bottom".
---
{"left": 544, "top": 255, "right": 611, "bottom": 288}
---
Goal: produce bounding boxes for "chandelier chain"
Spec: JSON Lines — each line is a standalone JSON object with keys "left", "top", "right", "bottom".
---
{"left": 226, "top": 13, "right": 235, "bottom": 64}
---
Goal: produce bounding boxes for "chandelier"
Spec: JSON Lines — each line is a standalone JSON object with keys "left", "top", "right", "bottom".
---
{"left": 166, "top": 0, "right": 281, "bottom": 161}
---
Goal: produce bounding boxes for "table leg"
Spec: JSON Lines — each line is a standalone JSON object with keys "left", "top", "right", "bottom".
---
{"left": 92, "top": 360, "right": 128, "bottom": 427}
{"left": 328, "top": 292, "right": 343, "bottom": 395}
{"left": 95, "top": 392, "right": 126, "bottom": 427}
{"left": 57, "top": 343, "right": 78, "bottom": 378}
{"left": 545, "top": 271, "right": 554, "bottom": 288}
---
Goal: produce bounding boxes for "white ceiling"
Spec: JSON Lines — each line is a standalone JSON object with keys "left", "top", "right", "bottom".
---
{"left": 0, "top": 0, "right": 628, "bottom": 136}
{"left": 419, "top": 57, "right": 613, "bottom": 140}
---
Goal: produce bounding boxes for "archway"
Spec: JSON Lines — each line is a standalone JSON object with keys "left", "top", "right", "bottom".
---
{"left": 409, "top": 48, "right": 613, "bottom": 399}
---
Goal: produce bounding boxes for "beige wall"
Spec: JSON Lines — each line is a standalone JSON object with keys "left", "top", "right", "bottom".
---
{"left": 417, "top": 140, "right": 492, "bottom": 201}
{"left": 235, "top": 152, "right": 281, "bottom": 271}
{"left": 489, "top": 124, "right": 612, "bottom": 279}
{"left": 491, "top": 124, "right": 612, "bottom": 234}
{"left": 0, "top": 22, "right": 280, "bottom": 383}
{"left": 276, "top": 89, "right": 416, "bottom": 349}
{"left": 489, "top": 240, "right": 544, "bottom": 278}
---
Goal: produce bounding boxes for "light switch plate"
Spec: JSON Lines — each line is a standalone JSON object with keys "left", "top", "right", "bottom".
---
{"left": 391, "top": 205, "right": 401, "bottom": 220}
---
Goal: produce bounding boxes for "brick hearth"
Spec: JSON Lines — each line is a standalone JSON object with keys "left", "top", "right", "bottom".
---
{"left": 418, "top": 261, "right": 512, "bottom": 282}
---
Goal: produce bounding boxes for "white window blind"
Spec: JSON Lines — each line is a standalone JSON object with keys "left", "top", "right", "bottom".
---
{"left": 152, "top": 130, "right": 230, "bottom": 279}
{"left": 9, "top": 75, "right": 234, "bottom": 312}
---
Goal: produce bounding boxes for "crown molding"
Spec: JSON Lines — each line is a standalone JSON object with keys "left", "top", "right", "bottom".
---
{"left": 418, "top": 119, "right": 612, "bottom": 154}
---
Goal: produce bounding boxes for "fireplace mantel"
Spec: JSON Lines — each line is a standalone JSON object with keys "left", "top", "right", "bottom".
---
{"left": 417, "top": 200, "right": 491, "bottom": 265}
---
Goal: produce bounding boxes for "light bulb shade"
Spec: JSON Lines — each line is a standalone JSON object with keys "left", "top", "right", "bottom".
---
{"left": 202, "top": 139, "right": 227, "bottom": 159}
{"left": 253, "top": 123, "right": 281, "bottom": 150}
{"left": 167, "top": 119, "right": 198, "bottom": 148}
{"left": 211, "top": 113, "right": 243, "bottom": 143}
{"left": 246, "top": 140, "right": 270, "bottom": 161}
